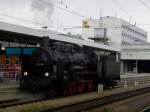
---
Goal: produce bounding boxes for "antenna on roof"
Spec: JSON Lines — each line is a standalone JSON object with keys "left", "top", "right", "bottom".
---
{"left": 129, "top": 16, "right": 132, "bottom": 24}
{"left": 134, "top": 22, "right": 136, "bottom": 26}
{"left": 100, "top": 8, "right": 102, "bottom": 18}
{"left": 114, "top": 9, "right": 117, "bottom": 17}
{"left": 99, "top": 8, "right": 103, "bottom": 27}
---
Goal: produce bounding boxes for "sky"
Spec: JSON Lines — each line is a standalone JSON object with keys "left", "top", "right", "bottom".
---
{"left": 0, "top": 0, "right": 150, "bottom": 41}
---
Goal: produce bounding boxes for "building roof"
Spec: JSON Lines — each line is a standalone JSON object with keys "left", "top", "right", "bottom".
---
{"left": 0, "top": 21, "right": 120, "bottom": 52}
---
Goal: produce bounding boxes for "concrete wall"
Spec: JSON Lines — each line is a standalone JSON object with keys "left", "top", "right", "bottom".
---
{"left": 82, "top": 18, "right": 122, "bottom": 47}
{"left": 121, "top": 44, "right": 150, "bottom": 60}
{"left": 82, "top": 17, "right": 147, "bottom": 50}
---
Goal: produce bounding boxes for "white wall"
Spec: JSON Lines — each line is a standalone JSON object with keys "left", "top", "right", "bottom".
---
{"left": 82, "top": 17, "right": 122, "bottom": 49}
{"left": 121, "top": 44, "right": 150, "bottom": 60}
{"left": 82, "top": 17, "right": 147, "bottom": 47}
{"left": 102, "top": 17, "right": 122, "bottom": 45}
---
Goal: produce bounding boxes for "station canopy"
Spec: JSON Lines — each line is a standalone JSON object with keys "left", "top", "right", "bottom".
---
{"left": 0, "top": 21, "right": 120, "bottom": 52}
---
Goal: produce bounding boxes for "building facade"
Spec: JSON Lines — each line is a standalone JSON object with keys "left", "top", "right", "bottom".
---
{"left": 82, "top": 17, "right": 147, "bottom": 48}
{"left": 121, "top": 44, "right": 150, "bottom": 73}
{"left": 0, "top": 41, "right": 36, "bottom": 78}
{"left": 82, "top": 17, "right": 149, "bottom": 74}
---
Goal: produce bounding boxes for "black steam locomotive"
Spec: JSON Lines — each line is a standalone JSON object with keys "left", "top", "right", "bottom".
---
{"left": 20, "top": 40, "right": 120, "bottom": 96}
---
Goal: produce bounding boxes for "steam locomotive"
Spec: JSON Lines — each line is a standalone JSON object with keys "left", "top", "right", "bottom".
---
{"left": 20, "top": 38, "right": 120, "bottom": 96}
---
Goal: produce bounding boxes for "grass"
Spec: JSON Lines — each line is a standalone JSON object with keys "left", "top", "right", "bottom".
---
{"left": 19, "top": 104, "right": 53, "bottom": 112}
{"left": 103, "top": 107, "right": 113, "bottom": 112}
{"left": 85, "top": 107, "right": 113, "bottom": 112}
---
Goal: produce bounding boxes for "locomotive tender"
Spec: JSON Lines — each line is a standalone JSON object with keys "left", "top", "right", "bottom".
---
{"left": 20, "top": 37, "right": 120, "bottom": 96}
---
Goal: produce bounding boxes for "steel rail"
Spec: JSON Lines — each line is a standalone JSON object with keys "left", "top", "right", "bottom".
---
{"left": 0, "top": 98, "right": 47, "bottom": 108}
{"left": 41, "top": 87, "right": 150, "bottom": 112}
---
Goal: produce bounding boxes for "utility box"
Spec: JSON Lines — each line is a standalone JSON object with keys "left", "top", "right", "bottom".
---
{"left": 94, "top": 28, "right": 107, "bottom": 39}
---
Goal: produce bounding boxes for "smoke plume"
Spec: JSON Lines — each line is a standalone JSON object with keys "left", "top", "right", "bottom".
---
{"left": 31, "top": 0, "right": 54, "bottom": 27}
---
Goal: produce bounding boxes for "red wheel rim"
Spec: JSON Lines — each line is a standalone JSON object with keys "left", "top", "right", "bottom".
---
{"left": 78, "top": 82, "right": 85, "bottom": 93}
{"left": 69, "top": 82, "right": 77, "bottom": 95}
{"left": 87, "top": 80, "right": 94, "bottom": 92}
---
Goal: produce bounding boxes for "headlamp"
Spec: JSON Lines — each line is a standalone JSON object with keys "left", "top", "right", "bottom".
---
{"left": 24, "top": 72, "right": 28, "bottom": 76}
{"left": 45, "top": 72, "right": 49, "bottom": 77}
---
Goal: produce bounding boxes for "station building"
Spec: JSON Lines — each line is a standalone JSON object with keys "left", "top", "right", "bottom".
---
{"left": 82, "top": 16, "right": 147, "bottom": 48}
{"left": 82, "top": 17, "right": 150, "bottom": 74}
{"left": 121, "top": 44, "right": 150, "bottom": 73}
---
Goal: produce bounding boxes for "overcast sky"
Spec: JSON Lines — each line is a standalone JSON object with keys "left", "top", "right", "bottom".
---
{"left": 0, "top": 0, "right": 150, "bottom": 41}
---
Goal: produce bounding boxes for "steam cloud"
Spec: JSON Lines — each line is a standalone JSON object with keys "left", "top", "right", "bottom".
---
{"left": 31, "top": 0, "right": 54, "bottom": 27}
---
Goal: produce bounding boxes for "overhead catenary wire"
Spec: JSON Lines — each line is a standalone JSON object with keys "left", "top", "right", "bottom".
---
{"left": 112, "top": 0, "right": 137, "bottom": 23}
{"left": 61, "top": 22, "right": 150, "bottom": 30}
{"left": 0, "top": 11, "right": 149, "bottom": 31}
{"left": 0, "top": 0, "right": 149, "bottom": 32}
{"left": 139, "top": 0, "right": 150, "bottom": 10}
{"left": 0, "top": 12, "right": 69, "bottom": 30}
{"left": 38, "top": 0, "right": 88, "bottom": 18}
{"left": 0, "top": 13, "right": 114, "bottom": 30}
{"left": 40, "top": 0, "right": 149, "bottom": 32}
{"left": 112, "top": 0, "right": 125, "bottom": 13}
{"left": 0, "top": 0, "right": 88, "bottom": 29}
{"left": 0, "top": 0, "right": 85, "bottom": 30}
{"left": 0, "top": 12, "right": 46, "bottom": 26}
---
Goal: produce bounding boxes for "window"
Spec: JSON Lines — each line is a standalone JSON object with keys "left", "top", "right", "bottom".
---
{"left": 0, "top": 56, "right": 2, "bottom": 64}
{"left": 6, "top": 56, "right": 11, "bottom": 64}
{"left": 15, "top": 56, "right": 20, "bottom": 64}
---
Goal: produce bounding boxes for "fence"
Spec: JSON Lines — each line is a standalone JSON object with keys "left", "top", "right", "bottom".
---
{"left": 0, "top": 64, "right": 21, "bottom": 79}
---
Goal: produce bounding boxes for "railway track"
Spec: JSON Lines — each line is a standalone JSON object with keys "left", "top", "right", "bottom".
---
{"left": 40, "top": 86, "right": 150, "bottom": 112}
{"left": 1, "top": 78, "right": 150, "bottom": 112}
{"left": 0, "top": 98, "right": 46, "bottom": 108}
{"left": 0, "top": 99, "right": 20, "bottom": 108}
{"left": 141, "top": 107, "right": 150, "bottom": 112}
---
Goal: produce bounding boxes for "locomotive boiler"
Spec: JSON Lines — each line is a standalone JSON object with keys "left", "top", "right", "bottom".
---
{"left": 20, "top": 41, "right": 120, "bottom": 96}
